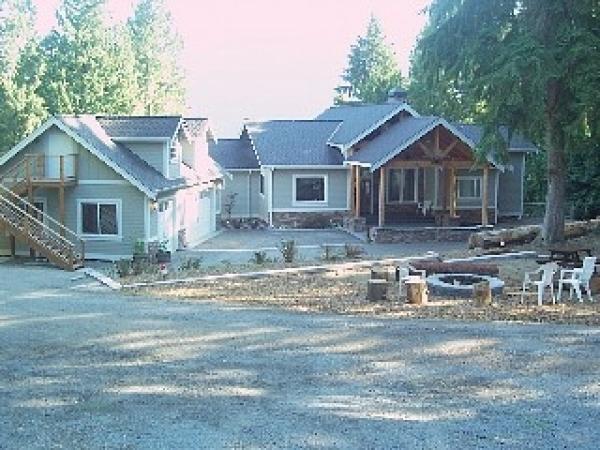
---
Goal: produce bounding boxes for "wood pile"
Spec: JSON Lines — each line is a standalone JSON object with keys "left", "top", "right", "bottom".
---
{"left": 410, "top": 261, "right": 500, "bottom": 276}
{"left": 468, "top": 219, "right": 600, "bottom": 249}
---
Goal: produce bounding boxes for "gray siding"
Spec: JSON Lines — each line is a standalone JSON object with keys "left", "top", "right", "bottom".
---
{"left": 498, "top": 153, "right": 525, "bottom": 216}
{"left": 124, "top": 141, "right": 165, "bottom": 174}
{"left": 221, "top": 170, "right": 262, "bottom": 218}
{"left": 272, "top": 168, "right": 349, "bottom": 210}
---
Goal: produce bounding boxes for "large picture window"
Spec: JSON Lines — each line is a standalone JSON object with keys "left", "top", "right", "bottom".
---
{"left": 387, "top": 168, "right": 417, "bottom": 203}
{"left": 78, "top": 200, "right": 120, "bottom": 237}
{"left": 294, "top": 175, "right": 327, "bottom": 203}
{"left": 457, "top": 177, "right": 482, "bottom": 199}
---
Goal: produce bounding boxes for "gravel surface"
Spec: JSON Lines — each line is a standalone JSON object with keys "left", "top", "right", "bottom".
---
{"left": 2, "top": 265, "right": 600, "bottom": 448}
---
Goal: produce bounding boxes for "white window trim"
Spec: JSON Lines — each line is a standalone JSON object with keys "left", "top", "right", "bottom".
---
{"left": 386, "top": 168, "right": 418, "bottom": 204}
{"left": 77, "top": 199, "right": 122, "bottom": 241}
{"left": 456, "top": 176, "right": 482, "bottom": 200}
{"left": 292, "top": 174, "right": 328, "bottom": 206}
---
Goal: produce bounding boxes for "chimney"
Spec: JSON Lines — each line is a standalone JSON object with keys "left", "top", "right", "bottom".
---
{"left": 334, "top": 84, "right": 358, "bottom": 104}
{"left": 387, "top": 88, "right": 409, "bottom": 104}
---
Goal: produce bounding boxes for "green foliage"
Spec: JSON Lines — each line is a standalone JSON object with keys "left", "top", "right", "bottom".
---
{"left": 342, "top": 15, "right": 403, "bottom": 104}
{"left": 344, "top": 243, "right": 364, "bottom": 259}
{"left": 178, "top": 257, "right": 203, "bottom": 272}
{"left": 39, "top": 0, "right": 139, "bottom": 115}
{"left": 279, "top": 239, "right": 296, "bottom": 264}
{"left": 128, "top": 0, "right": 186, "bottom": 114}
{"left": 409, "top": 0, "right": 600, "bottom": 241}
{"left": 251, "top": 251, "right": 269, "bottom": 265}
{"left": 0, "top": 0, "right": 47, "bottom": 153}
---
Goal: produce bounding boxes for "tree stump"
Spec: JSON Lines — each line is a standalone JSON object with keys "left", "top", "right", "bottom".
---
{"left": 473, "top": 281, "right": 492, "bottom": 306}
{"left": 406, "top": 278, "right": 428, "bottom": 305}
{"left": 371, "top": 267, "right": 390, "bottom": 281}
{"left": 367, "top": 279, "right": 388, "bottom": 302}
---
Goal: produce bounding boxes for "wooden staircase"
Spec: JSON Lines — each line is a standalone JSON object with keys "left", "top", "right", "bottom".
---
{"left": 0, "top": 156, "right": 84, "bottom": 271}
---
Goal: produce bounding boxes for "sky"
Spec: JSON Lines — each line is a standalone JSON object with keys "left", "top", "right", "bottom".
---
{"left": 33, "top": 0, "right": 432, "bottom": 137}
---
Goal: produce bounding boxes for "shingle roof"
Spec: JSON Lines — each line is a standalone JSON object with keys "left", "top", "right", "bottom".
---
{"left": 347, "top": 116, "right": 440, "bottom": 167}
{"left": 245, "top": 120, "right": 344, "bottom": 166}
{"left": 452, "top": 123, "right": 538, "bottom": 152}
{"left": 209, "top": 138, "right": 259, "bottom": 169}
{"left": 96, "top": 116, "right": 181, "bottom": 139}
{"left": 316, "top": 103, "right": 412, "bottom": 147}
{"left": 58, "top": 115, "right": 185, "bottom": 196}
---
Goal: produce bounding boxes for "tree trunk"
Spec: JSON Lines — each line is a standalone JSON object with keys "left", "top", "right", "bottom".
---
{"left": 542, "top": 80, "right": 566, "bottom": 243}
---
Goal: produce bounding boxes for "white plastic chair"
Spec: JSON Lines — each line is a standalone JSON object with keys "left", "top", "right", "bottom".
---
{"left": 521, "top": 262, "right": 558, "bottom": 306}
{"left": 557, "top": 256, "right": 597, "bottom": 302}
{"left": 398, "top": 265, "right": 426, "bottom": 298}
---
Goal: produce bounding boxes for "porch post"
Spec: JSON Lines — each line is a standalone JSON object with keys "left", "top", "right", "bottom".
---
{"left": 354, "top": 165, "right": 361, "bottom": 218}
{"left": 482, "top": 165, "right": 489, "bottom": 226}
{"left": 59, "top": 155, "right": 65, "bottom": 235}
{"left": 378, "top": 168, "right": 385, "bottom": 227}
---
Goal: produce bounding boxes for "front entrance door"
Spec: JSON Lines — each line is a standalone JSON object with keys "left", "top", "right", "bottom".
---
{"left": 360, "top": 177, "right": 372, "bottom": 216}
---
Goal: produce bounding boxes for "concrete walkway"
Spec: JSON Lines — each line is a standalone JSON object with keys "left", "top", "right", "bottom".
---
{"left": 185, "top": 229, "right": 465, "bottom": 265}
{"left": 1, "top": 265, "right": 600, "bottom": 448}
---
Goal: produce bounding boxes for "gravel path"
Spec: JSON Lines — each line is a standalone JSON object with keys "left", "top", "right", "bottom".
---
{"left": 2, "top": 265, "right": 600, "bottom": 449}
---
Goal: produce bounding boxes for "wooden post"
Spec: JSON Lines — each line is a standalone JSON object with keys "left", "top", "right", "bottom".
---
{"left": 9, "top": 235, "right": 15, "bottom": 257}
{"left": 367, "top": 279, "right": 388, "bottom": 302}
{"left": 406, "top": 278, "right": 428, "bottom": 305}
{"left": 449, "top": 167, "right": 456, "bottom": 217}
{"left": 354, "top": 165, "right": 361, "bottom": 218}
{"left": 482, "top": 165, "right": 489, "bottom": 226}
{"left": 473, "top": 281, "right": 492, "bottom": 306}
{"left": 378, "top": 168, "right": 385, "bottom": 227}
{"left": 59, "top": 155, "right": 65, "bottom": 235}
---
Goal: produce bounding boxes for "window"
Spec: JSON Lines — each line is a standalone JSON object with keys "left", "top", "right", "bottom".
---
{"left": 169, "top": 143, "right": 180, "bottom": 162}
{"left": 457, "top": 177, "right": 482, "bottom": 199}
{"left": 294, "top": 175, "right": 327, "bottom": 203}
{"left": 79, "top": 201, "right": 120, "bottom": 237}
{"left": 259, "top": 174, "right": 265, "bottom": 195}
{"left": 387, "top": 168, "right": 417, "bottom": 203}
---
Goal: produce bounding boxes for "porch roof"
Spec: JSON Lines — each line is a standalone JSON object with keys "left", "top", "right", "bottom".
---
{"left": 346, "top": 115, "right": 537, "bottom": 171}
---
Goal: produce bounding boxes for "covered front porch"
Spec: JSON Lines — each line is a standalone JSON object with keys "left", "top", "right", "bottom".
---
{"left": 347, "top": 124, "right": 497, "bottom": 228}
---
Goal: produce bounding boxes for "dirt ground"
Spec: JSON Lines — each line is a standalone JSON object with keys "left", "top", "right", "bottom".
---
{"left": 140, "top": 256, "right": 600, "bottom": 326}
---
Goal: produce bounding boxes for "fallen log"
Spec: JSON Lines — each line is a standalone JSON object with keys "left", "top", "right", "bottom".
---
{"left": 410, "top": 261, "right": 499, "bottom": 277}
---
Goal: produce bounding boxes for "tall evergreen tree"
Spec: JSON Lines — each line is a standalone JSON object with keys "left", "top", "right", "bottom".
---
{"left": 39, "top": 0, "right": 138, "bottom": 115}
{"left": 0, "top": 0, "right": 46, "bottom": 153}
{"left": 341, "top": 15, "right": 403, "bottom": 104}
{"left": 128, "top": 0, "right": 186, "bottom": 114}
{"left": 410, "top": 0, "right": 600, "bottom": 242}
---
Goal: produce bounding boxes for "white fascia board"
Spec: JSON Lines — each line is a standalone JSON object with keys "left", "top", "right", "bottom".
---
{"left": 261, "top": 165, "right": 348, "bottom": 170}
{"left": 111, "top": 137, "right": 170, "bottom": 143}
{"left": 0, "top": 116, "right": 157, "bottom": 199}
{"left": 343, "top": 161, "right": 371, "bottom": 168}
{"left": 0, "top": 117, "right": 56, "bottom": 166}
{"left": 227, "top": 168, "right": 261, "bottom": 172}
{"left": 371, "top": 118, "right": 498, "bottom": 172}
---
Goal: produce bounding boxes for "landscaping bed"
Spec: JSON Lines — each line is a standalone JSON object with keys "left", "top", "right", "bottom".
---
{"left": 137, "top": 256, "right": 600, "bottom": 326}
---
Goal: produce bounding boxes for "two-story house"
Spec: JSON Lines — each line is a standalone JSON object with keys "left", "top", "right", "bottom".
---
{"left": 0, "top": 115, "right": 222, "bottom": 266}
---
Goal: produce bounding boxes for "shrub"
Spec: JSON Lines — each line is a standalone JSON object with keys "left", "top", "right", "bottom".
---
{"left": 178, "top": 257, "right": 203, "bottom": 272}
{"left": 251, "top": 251, "right": 268, "bottom": 265}
{"left": 322, "top": 244, "right": 339, "bottom": 261}
{"left": 344, "top": 243, "right": 364, "bottom": 259}
{"left": 279, "top": 239, "right": 297, "bottom": 263}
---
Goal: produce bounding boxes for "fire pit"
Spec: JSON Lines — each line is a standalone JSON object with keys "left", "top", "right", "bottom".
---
{"left": 426, "top": 273, "right": 504, "bottom": 298}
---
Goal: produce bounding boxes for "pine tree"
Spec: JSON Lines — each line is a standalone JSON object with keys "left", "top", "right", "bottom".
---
{"left": 342, "top": 15, "right": 402, "bottom": 104}
{"left": 39, "top": 0, "right": 138, "bottom": 115}
{"left": 128, "top": 0, "right": 186, "bottom": 115}
{"left": 0, "top": 0, "right": 46, "bottom": 153}
{"left": 409, "top": 0, "right": 600, "bottom": 242}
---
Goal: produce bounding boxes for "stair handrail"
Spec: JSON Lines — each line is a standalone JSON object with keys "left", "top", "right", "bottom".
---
{"left": 0, "top": 184, "right": 84, "bottom": 258}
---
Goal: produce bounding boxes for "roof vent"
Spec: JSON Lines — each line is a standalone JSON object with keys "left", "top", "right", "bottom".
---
{"left": 387, "top": 88, "right": 408, "bottom": 104}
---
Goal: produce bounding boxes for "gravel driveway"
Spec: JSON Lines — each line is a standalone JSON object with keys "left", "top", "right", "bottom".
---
{"left": 2, "top": 265, "right": 600, "bottom": 449}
